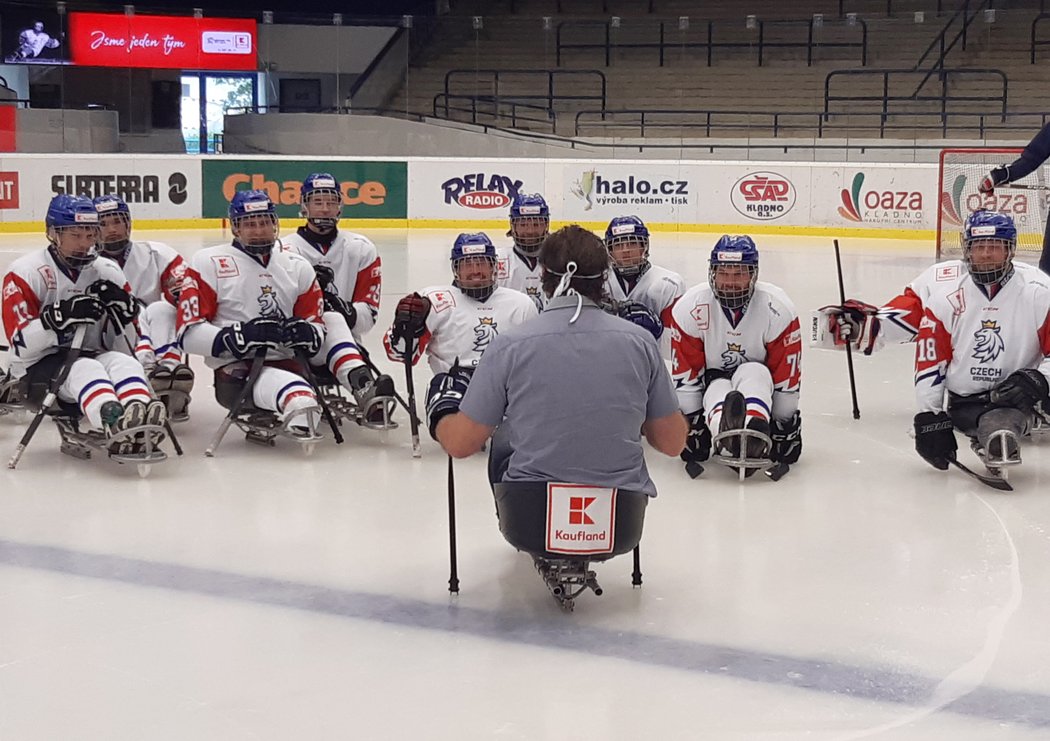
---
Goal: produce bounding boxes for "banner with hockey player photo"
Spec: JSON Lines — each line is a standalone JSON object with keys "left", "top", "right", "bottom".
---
{"left": 201, "top": 158, "right": 407, "bottom": 220}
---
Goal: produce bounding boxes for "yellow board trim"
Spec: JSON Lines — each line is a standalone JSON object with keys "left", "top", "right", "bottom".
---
{"left": 0, "top": 217, "right": 935, "bottom": 241}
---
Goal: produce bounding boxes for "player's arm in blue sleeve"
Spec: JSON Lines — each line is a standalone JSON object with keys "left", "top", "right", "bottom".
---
{"left": 1004, "top": 123, "right": 1050, "bottom": 181}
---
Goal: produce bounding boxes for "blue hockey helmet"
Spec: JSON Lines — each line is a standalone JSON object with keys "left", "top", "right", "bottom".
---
{"left": 709, "top": 235, "right": 759, "bottom": 310}
{"left": 299, "top": 172, "right": 342, "bottom": 231}
{"left": 962, "top": 209, "right": 1016, "bottom": 285}
{"left": 604, "top": 215, "right": 651, "bottom": 279}
{"left": 451, "top": 232, "right": 498, "bottom": 301}
{"left": 93, "top": 195, "right": 132, "bottom": 257}
{"left": 46, "top": 194, "right": 100, "bottom": 269}
{"left": 507, "top": 193, "right": 550, "bottom": 257}
{"left": 229, "top": 189, "right": 278, "bottom": 256}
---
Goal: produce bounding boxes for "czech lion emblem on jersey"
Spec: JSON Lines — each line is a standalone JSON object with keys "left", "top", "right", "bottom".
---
{"left": 473, "top": 317, "right": 498, "bottom": 354}
{"left": 257, "top": 285, "right": 282, "bottom": 318}
{"left": 721, "top": 342, "right": 747, "bottom": 370}
{"left": 972, "top": 320, "right": 1005, "bottom": 364}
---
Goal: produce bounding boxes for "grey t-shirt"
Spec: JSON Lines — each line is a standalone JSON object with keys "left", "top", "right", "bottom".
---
{"left": 459, "top": 295, "right": 680, "bottom": 496}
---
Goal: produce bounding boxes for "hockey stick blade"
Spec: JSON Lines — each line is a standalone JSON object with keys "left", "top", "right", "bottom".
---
{"left": 948, "top": 457, "right": 1013, "bottom": 492}
{"left": 1004, "top": 183, "right": 1050, "bottom": 191}
{"left": 764, "top": 461, "right": 789, "bottom": 481}
{"left": 684, "top": 460, "right": 704, "bottom": 479}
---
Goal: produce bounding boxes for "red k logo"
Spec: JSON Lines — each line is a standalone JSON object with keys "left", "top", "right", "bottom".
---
{"left": 569, "top": 496, "right": 595, "bottom": 525}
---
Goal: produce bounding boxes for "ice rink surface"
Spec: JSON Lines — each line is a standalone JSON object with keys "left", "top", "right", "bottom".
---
{"left": 1, "top": 228, "right": 1049, "bottom": 740}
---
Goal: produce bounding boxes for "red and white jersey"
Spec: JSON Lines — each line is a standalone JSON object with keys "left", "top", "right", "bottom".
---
{"left": 878, "top": 260, "right": 1042, "bottom": 346}
{"left": 103, "top": 240, "right": 186, "bottom": 306}
{"left": 384, "top": 285, "right": 538, "bottom": 374}
{"left": 280, "top": 228, "right": 382, "bottom": 334}
{"left": 914, "top": 266, "right": 1050, "bottom": 412}
{"left": 670, "top": 281, "right": 802, "bottom": 420}
{"left": 177, "top": 242, "right": 324, "bottom": 368}
{"left": 496, "top": 247, "right": 545, "bottom": 312}
{"left": 2, "top": 247, "right": 134, "bottom": 377}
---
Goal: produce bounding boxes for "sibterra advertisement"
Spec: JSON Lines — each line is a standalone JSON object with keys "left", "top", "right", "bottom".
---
{"left": 0, "top": 156, "right": 200, "bottom": 224}
{"left": 68, "top": 12, "right": 257, "bottom": 71}
{"left": 201, "top": 159, "right": 408, "bottom": 220}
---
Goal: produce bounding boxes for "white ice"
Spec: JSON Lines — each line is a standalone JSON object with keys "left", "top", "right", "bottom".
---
{"left": 1, "top": 229, "right": 1048, "bottom": 740}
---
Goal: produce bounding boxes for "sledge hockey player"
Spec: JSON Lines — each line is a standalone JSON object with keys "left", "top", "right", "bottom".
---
{"left": 670, "top": 235, "right": 803, "bottom": 479}
{"left": 178, "top": 190, "right": 326, "bottom": 440}
{"left": 384, "top": 233, "right": 538, "bottom": 419}
{"left": 496, "top": 193, "right": 550, "bottom": 311}
{"left": 814, "top": 214, "right": 1043, "bottom": 355}
{"left": 978, "top": 122, "right": 1050, "bottom": 273}
{"left": 280, "top": 172, "right": 395, "bottom": 426}
{"left": 910, "top": 211, "right": 1050, "bottom": 480}
{"left": 602, "top": 215, "right": 685, "bottom": 351}
{"left": 92, "top": 195, "right": 194, "bottom": 422}
{"left": 1, "top": 194, "right": 166, "bottom": 456}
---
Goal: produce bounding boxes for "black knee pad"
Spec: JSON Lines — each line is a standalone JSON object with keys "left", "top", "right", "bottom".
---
{"left": 214, "top": 363, "right": 255, "bottom": 411}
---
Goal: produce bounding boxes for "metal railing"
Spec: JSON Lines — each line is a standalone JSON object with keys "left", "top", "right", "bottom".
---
{"left": 443, "top": 69, "right": 607, "bottom": 110}
{"left": 555, "top": 17, "right": 867, "bottom": 67}
{"left": 1032, "top": 14, "right": 1050, "bottom": 62}
{"left": 824, "top": 67, "right": 1008, "bottom": 120}
{"left": 509, "top": 0, "right": 655, "bottom": 12}
{"left": 432, "top": 94, "right": 557, "bottom": 131}
{"left": 574, "top": 108, "right": 1050, "bottom": 139}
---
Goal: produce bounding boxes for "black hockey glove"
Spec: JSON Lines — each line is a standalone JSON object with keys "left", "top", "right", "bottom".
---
{"left": 212, "top": 318, "right": 284, "bottom": 359}
{"left": 425, "top": 364, "right": 473, "bottom": 440}
{"left": 322, "top": 292, "right": 357, "bottom": 329}
{"left": 991, "top": 369, "right": 1050, "bottom": 412}
{"left": 771, "top": 411, "right": 803, "bottom": 464}
{"left": 979, "top": 165, "right": 1010, "bottom": 194}
{"left": 314, "top": 265, "right": 336, "bottom": 292}
{"left": 394, "top": 293, "right": 432, "bottom": 341}
{"left": 281, "top": 317, "right": 323, "bottom": 356}
{"left": 617, "top": 301, "right": 663, "bottom": 341}
{"left": 40, "top": 294, "right": 106, "bottom": 333}
{"left": 914, "top": 411, "right": 957, "bottom": 470}
{"left": 680, "top": 410, "right": 712, "bottom": 472}
{"left": 87, "top": 279, "right": 138, "bottom": 328}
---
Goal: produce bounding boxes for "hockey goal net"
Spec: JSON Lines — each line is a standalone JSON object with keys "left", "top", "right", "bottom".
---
{"left": 937, "top": 147, "right": 1050, "bottom": 260}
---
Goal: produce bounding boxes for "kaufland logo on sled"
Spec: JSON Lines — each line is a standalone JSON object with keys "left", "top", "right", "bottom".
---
{"left": 441, "top": 173, "right": 524, "bottom": 210}
{"left": 940, "top": 173, "right": 1037, "bottom": 228}
{"left": 545, "top": 484, "right": 616, "bottom": 555}
{"left": 731, "top": 172, "right": 796, "bottom": 220}
{"left": 838, "top": 172, "right": 924, "bottom": 226}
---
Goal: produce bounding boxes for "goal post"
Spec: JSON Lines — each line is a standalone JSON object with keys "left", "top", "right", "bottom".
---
{"left": 937, "top": 147, "right": 1049, "bottom": 260}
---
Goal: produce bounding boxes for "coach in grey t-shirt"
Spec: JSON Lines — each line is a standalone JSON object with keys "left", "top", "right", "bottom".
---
{"left": 431, "top": 225, "right": 686, "bottom": 496}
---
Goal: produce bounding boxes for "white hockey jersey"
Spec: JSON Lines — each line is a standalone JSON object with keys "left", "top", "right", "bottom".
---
{"left": 384, "top": 285, "right": 538, "bottom": 373}
{"left": 281, "top": 227, "right": 382, "bottom": 335}
{"left": 496, "top": 247, "right": 545, "bottom": 312}
{"left": 2, "top": 247, "right": 135, "bottom": 377}
{"left": 177, "top": 242, "right": 324, "bottom": 369}
{"left": 914, "top": 264, "right": 1050, "bottom": 411}
{"left": 670, "top": 281, "right": 802, "bottom": 420}
{"left": 103, "top": 240, "right": 186, "bottom": 307}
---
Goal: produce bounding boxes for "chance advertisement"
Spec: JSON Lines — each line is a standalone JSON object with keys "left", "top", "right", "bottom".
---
{"left": 201, "top": 159, "right": 407, "bottom": 220}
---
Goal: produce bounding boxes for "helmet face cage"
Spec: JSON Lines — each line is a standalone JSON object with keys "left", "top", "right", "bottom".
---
{"left": 510, "top": 214, "right": 549, "bottom": 256}
{"left": 606, "top": 234, "right": 650, "bottom": 277}
{"left": 451, "top": 233, "right": 498, "bottom": 300}
{"left": 49, "top": 224, "right": 101, "bottom": 269}
{"left": 710, "top": 262, "right": 758, "bottom": 309}
{"left": 961, "top": 212, "right": 1017, "bottom": 286}
{"left": 231, "top": 212, "right": 279, "bottom": 256}
{"left": 300, "top": 175, "right": 342, "bottom": 231}
{"left": 46, "top": 195, "right": 101, "bottom": 269}
{"left": 97, "top": 211, "right": 132, "bottom": 256}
